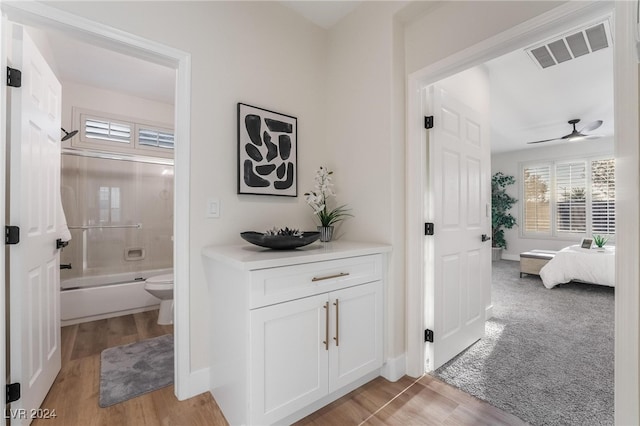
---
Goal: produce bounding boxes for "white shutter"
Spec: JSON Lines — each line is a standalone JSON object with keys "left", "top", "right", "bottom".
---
{"left": 523, "top": 165, "right": 551, "bottom": 233}
{"left": 139, "top": 128, "right": 175, "bottom": 149}
{"left": 591, "top": 159, "right": 615, "bottom": 234}
{"left": 85, "top": 117, "right": 131, "bottom": 143}
{"left": 74, "top": 108, "right": 174, "bottom": 158}
{"left": 556, "top": 161, "right": 586, "bottom": 233}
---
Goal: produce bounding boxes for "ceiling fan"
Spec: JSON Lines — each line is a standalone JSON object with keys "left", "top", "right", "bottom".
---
{"left": 526, "top": 119, "right": 603, "bottom": 144}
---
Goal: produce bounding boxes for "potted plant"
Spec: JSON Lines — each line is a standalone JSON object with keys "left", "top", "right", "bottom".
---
{"left": 593, "top": 234, "right": 609, "bottom": 251}
{"left": 304, "top": 166, "right": 352, "bottom": 242}
{"left": 491, "top": 172, "right": 517, "bottom": 261}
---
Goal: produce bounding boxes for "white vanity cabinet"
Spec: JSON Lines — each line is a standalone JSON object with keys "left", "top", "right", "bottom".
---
{"left": 202, "top": 242, "right": 390, "bottom": 426}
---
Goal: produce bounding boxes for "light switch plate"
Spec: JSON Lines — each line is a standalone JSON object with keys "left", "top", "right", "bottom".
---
{"left": 207, "top": 198, "right": 220, "bottom": 218}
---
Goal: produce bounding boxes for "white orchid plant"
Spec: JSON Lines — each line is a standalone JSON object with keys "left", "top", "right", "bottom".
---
{"left": 304, "top": 166, "right": 352, "bottom": 227}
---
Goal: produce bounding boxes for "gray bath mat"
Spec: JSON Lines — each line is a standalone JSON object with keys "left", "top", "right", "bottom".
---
{"left": 99, "top": 334, "right": 174, "bottom": 407}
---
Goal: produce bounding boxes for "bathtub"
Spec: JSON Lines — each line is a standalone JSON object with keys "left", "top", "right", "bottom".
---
{"left": 61, "top": 268, "right": 172, "bottom": 325}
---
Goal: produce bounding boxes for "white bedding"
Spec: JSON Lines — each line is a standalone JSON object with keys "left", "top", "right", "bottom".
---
{"left": 539, "top": 244, "right": 615, "bottom": 289}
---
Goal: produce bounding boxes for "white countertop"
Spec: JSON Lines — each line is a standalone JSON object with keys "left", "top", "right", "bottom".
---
{"left": 202, "top": 240, "right": 391, "bottom": 270}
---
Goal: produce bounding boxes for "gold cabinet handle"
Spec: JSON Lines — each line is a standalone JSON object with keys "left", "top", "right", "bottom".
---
{"left": 333, "top": 299, "right": 339, "bottom": 347}
{"left": 312, "top": 272, "right": 350, "bottom": 282}
{"left": 323, "top": 301, "right": 329, "bottom": 351}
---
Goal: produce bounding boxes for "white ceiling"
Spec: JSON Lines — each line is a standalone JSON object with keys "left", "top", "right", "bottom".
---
{"left": 32, "top": 26, "right": 176, "bottom": 105}
{"left": 28, "top": 4, "right": 612, "bottom": 155}
{"left": 486, "top": 30, "right": 614, "bottom": 154}
{"left": 280, "top": 1, "right": 362, "bottom": 29}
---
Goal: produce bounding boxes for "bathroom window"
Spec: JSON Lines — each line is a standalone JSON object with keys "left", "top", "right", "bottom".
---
{"left": 72, "top": 107, "right": 174, "bottom": 159}
{"left": 85, "top": 118, "right": 132, "bottom": 144}
{"left": 138, "top": 127, "right": 175, "bottom": 149}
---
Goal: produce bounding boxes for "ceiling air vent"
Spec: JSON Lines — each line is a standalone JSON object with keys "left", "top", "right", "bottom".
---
{"left": 526, "top": 19, "right": 612, "bottom": 70}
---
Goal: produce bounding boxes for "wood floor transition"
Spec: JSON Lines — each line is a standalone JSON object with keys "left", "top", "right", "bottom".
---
{"left": 32, "top": 311, "right": 525, "bottom": 425}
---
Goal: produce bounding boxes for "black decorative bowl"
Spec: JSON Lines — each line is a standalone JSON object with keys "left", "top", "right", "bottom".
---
{"left": 240, "top": 231, "right": 321, "bottom": 250}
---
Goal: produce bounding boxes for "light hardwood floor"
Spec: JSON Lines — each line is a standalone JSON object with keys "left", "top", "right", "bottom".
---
{"left": 34, "top": 311, "right": 526, "bottom": 425}
{"left": 32, "top": 311, "right": 227, "bottom": 426}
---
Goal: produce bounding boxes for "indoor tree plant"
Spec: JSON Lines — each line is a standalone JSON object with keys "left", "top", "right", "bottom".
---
{"left": 491, "top": 172, "right": 517, "bottom": 261}
{"left": 304, "top": 166, "right": 352, "bottom": 241}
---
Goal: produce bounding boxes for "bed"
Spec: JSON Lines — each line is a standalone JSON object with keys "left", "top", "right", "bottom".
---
{"left": 539, "top": 244, "right": 615, "bottom": 289}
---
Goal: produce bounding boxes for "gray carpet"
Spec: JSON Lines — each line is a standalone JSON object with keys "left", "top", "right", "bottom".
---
{"left": 433, "top": 260, "right": 614, "bottom": 426}
{"left": 99, "top": 334, "right": 174, "bottom": 407}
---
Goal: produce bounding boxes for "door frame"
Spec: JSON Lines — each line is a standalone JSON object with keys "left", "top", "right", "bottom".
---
{"left": 0, "top": 2, "right": 195, "bottom": 401}
{"left": 406, "top": 1, "right": 639, "bottom": 423}
{"left": 0, "top": 12, "right": 7, "bottom": 426}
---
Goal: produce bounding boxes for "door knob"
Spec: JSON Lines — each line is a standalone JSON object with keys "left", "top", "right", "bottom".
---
{"left": 481, "top": 234, "right": 491, "bottom": 242}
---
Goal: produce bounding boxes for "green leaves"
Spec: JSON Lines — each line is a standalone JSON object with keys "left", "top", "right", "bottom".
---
{"left": 492, "top": 172, "right": 518, "bottom": 249}
{"left": 316, "top": 204, "right": 353, "bottom": 227}
{"left": 592, "top": 234, "right": 609, "bottom": 248}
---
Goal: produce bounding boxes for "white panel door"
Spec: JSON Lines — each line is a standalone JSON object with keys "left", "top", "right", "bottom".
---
{"left": 8, "top": 25, "right": 62, "bottom": 424}
{"left": 428, "top": 85, "right": 490, "bottom": 369}
{"left": 250, "top": 293, "right": 329, "bottom": 425}
{"left": 329, "top": 281, "right": 383, "bottom": 392}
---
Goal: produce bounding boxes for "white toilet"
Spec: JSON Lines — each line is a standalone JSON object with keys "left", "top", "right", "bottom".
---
{"left": 144, "top": 273, "right": 174, "bottom": 325}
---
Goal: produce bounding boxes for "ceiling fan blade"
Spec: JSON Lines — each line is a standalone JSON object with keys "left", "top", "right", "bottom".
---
{"left": 579, "top": 120, "right": 603, "bottom": 133}
{"left": 565, "top": 133, "right": 603, "bottom": 142}
{"left": 526, "top": 137, "right": 560, "bottom": 144}
{"left": 561, "top": 131, "right": 580, "bottom": 139}
{"left": 527, "top": 119, "right": 603, "bottom": 145}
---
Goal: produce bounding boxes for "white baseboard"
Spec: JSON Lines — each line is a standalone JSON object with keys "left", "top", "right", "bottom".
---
{"left": 501, "top": 253, "right": 519, "bottom": 261}
{"left": 180, "top": 367, "right": 210, "bottom": 400}
{"left": 60, "top": 305, "right": 159, "bottom": 326}
{"left": 485, "top": 304, "right": 493, "bottom": 320}
{"left": 380, "top": 353, "right": 406, "bottom": 382}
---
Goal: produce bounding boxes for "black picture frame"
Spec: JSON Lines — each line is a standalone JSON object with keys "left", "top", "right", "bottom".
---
{"left": 237, "top": 103, "right": 297, "bottom": 196}
{"left": 580, "top": 238, "right": 593, "bottom": 249}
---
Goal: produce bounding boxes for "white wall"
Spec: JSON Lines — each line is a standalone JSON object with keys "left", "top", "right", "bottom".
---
{"left": 323, "top": 0, "right": 568, "bottom": 364}
{"left": 491, "top": 138, "right": 614, "bottom": 259}
{"left": 437, "top": 65, "right": 490, "bottom": 114}
{"left": 325, "top": 1, "right": 409, "bottom": 365}
{"left": 48, "top": 1, "right": 329, "bottom": 373}
{"left": 404, "top": 1, "right": 565, "bottom": 75}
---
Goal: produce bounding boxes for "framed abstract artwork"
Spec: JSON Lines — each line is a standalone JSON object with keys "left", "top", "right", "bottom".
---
{"left": 237, "top": 103, "right": 297, "bottom": 196}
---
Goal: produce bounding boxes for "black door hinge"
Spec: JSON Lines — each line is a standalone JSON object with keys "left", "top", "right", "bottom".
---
{"left": 5, "top": 226, "right": 20, "bottom": 245}
{"left": 424, "top": 222, "right": 434, "bottom": 236}
{"left": 424, "top": 116, "right": 434, "bottom": 129}
{"left": 424, "top": 329, "right": 434, "bottom": 343}
{"left": 7, "top": 67, "right": 22, "bottom": 88}
{"left": 6, "top": 383, "right": 20, "bottom": 404}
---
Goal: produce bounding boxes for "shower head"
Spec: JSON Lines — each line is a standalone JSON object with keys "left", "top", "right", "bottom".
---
{"left": 61, "top": 127, "right": 78, "bottom": 142}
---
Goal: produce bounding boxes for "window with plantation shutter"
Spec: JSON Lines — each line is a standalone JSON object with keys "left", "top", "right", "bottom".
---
{"left": 74, "top": 108, "right": 174, "bottom": 159}
{"left": 523, "top": 164, "right": 551, "bottom": 234}
{"left": 85, "top": 118, "right": 132, "bottom": 144}
{"left": 556, "top": 161, "right": 587, "bottom": 233}
{"left": 591, "top": 159, "right": 615, "bottom": 234}
{"left": 521, "top": 157, "right": 615, "bottom": 239}
{"left": 139, "top": 128, "right": 175, "bottom": 149}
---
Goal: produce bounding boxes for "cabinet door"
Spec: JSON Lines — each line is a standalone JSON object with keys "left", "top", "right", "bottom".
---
{"left": 250, "top": 293, "right": 329, "bottom": 425}
{"left": 329, "top": 281, "right": 383, "bottom": 392}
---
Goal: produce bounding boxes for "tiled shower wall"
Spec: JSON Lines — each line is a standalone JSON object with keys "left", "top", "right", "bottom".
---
{"left": 60, "top": 154, "right": 174, "bottom": 280}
